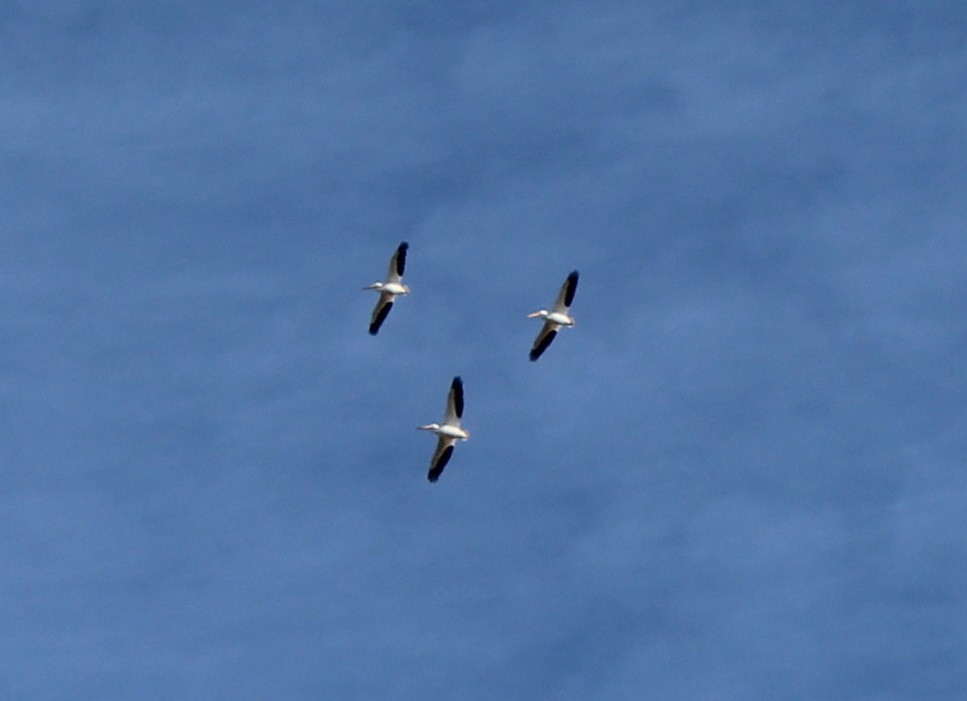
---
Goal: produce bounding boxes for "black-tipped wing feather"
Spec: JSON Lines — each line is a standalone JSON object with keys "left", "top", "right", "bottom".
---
{"left": 529, "top": 326, "right": 557, "bottom": 361}
{"left": 552, "top": 269, "right": 579, "bottom": 311}
{"left": 562, "top": 270, "right": 579, "bottom": 307}
{"left": 368, "top": 297, "right": 393, "bottom": 335}
{"left": 393, "top": 241, "right": 408, "bottom": 278}
{"left": 427, "top": 441, "right": 454, "bottom": 483}
{"left": 450, "top": 376, "right": 464, "bottom": 420}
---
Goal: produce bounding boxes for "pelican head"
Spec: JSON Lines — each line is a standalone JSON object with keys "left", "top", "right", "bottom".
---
{"left": 416, "top": 423, "right": 441, "bottom": 431}
{"left": 527, "top": 309, "right": 549, "bottom": 319}
{"left": 363, "top": 281, "right": 384, "bottom": 291}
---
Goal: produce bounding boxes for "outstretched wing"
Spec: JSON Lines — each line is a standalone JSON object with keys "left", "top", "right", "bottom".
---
{"left": 444, "top": 376, "right": 464, "bottom": 424}
{"left": 529, "top": 323, "right": 557, "bottom": 361}
{"left": 369, "top": 294, "right": 394, "bottom": 335}
{"left": 552, "top": 270, "right": 579, "bottom": 313}
{"left": 427, "top": 437, "right": 455, "bottom": 483}
{"left": 387, "top": 241, "right": 408, "bottom": 283}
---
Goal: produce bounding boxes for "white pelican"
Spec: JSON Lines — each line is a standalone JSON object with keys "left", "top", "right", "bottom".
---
{"left": 417, "top": 376, "right": 470, "bottom": 483}
{"left": 363, "top": 241, "right": 409, "bottom": 335}
{"left": 527, "top": 270, "right": 579, "bottom": 361}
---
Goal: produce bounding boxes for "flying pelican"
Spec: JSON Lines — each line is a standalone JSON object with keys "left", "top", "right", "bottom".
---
{"left": 527, "top": 270, "right": 579, "bottom": 361}
{"left": 417, "top": 376, "right": 470, "bottom": 483}
{"left": 363, "top": 241, "right": 409, "bottom": 335}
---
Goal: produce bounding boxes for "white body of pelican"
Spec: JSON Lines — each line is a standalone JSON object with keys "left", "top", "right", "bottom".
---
{"left": 364, "top": 241, "right": 409, "bottom": 335}
{"left": 417, "top": 376, "right": 470, "bottom": 483}
{"left": 527, "top": 270, "right": 579, "bottom": 361}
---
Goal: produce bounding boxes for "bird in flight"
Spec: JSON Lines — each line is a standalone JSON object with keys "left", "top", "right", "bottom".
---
{"left": 417, "top": 376, "right": 471, "bottom": 483}
{"left": 363, "top": 241, "right": 409, "bottom": 335}
{"left": 527, "top": 270, "right": 579, "bottom": 361}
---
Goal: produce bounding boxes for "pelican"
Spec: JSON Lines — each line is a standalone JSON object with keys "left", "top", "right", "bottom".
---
{"left": 417, "top": 376, "right": 471, "bottom": 483}
{"left": 363, "top": 241, "right": 409, "bottom": 335}
{"left": 527, "top": 270, "right": 579, "bottom": 361}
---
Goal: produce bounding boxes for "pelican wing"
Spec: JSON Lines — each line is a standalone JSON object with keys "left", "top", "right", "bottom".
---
{"left": 552, "top": 270, "right": 579, "bottom": 313}
{"left": 444, "top": 376, "right": 464, "bottom": 424}
{"left": 387, "top": 241, "right": 409, "bottom": 283}
{"left": 427, "top": 436, "right": 456, "bottom": 483}
{"left": 529, "top": 323, "right": 558, "bottom": 361}
{"left": 368, "top": 294, "right": 394, "bottom": 335}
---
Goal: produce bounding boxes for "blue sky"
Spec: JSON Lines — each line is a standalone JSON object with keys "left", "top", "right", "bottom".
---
{"left": 2, "top": 2, "right": 966, "bottom": 699}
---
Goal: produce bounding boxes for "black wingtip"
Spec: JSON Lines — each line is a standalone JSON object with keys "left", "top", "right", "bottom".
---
{"left": 369, "top": 301, "right": 393, "bottom": 335}
{"left": 394, "top": 242, "right": 409, "bottom": 276}
{"left": 427, "top": 445, "right": 454, "bottom": 483}
{"left": 451, "top": 376, "right": 464, "bottom": 418}
{"left": 368, "top": 315, "right": 382, "bottom": 335}
{"left": 529, "top": 329, "right": 557, "bottom": 361}
{"left": 564, "top": 270, "right": 579, "bottom": 306}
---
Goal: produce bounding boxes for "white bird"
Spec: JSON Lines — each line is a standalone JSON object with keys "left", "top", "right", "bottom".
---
{"left": 527, "top": 270, "right": 579, "bottom": 361}
{"left": 363, "top": 241, "right": 409, "bottom": 335}
{"left": 417, "top": 376, "right": 470, "bottom": 483}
